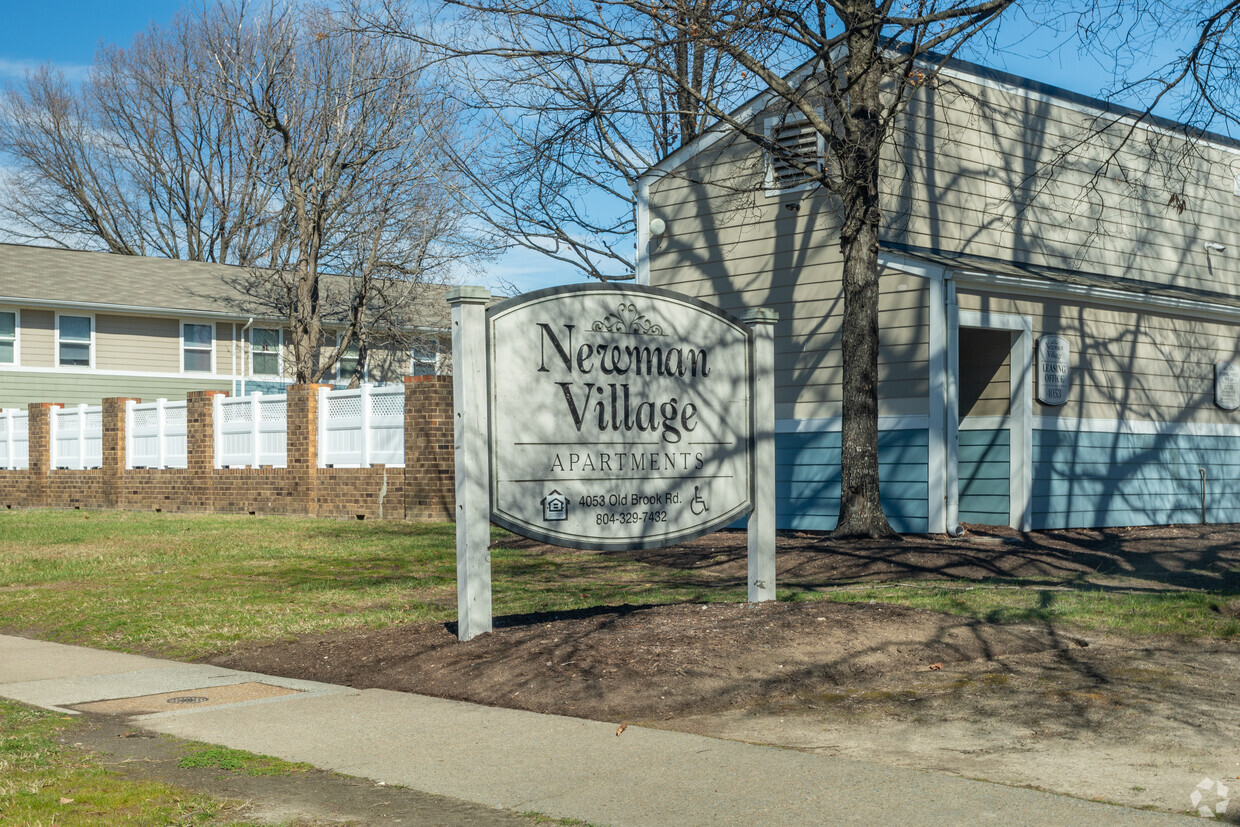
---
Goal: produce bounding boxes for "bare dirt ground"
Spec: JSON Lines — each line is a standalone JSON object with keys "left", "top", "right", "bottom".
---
{"left": 210, "top": 525, "right": 1240, "bottom": 821}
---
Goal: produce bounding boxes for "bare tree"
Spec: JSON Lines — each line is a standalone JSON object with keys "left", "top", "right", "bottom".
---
{"left": 368, "top": 0, "right": 1023, "bottom": 536}
{"left": 0, "top": 14, "right": 274, "bottom": 261}
{"left": 204, "top": 1, "right": 481, "bottom": 382}
{"left": 1, "top": 1, "right": 478, "bottom": 384}
{"left": 359, "top": 0, "right": 763, "bottom": 279}
{"left": 1067, "top": 1, "right": 1240, "bottom": 137}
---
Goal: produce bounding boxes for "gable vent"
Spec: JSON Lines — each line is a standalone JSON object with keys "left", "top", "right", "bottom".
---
{"left": 767, "top": 117, "right": 823, "bottom": 191}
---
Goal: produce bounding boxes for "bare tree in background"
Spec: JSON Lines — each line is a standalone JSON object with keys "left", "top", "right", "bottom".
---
{"left": 360, "top": 0, "right": 763, "bottom": 279}
{"left": 1, "top": 1, "right": 478, "bottom": 385}
{"left": 0, "top": 15, "right": 273, "bottom": 262}
{"left": 367, "top": 0, "right": 1023, "bottom": 536}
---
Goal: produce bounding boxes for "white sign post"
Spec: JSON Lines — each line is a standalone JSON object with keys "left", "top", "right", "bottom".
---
{"left": 448, "top": 286, "right": 492, "bottom": 641}
{"left": 449, "top": 283, "right": 776, "bottom": 641}
{"left": 742, "top": 308, "right": 777, "bottom": 602}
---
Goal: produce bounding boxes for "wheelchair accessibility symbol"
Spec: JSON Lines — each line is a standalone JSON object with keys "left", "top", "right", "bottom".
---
{"left": 689, "top": 486, "right": 709, "bottom": 516}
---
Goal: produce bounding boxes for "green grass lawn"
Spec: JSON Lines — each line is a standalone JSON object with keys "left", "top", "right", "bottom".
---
{"left": 801, "top": 582, "right": 1240, "bottom": 639}
{"left": 0, "top": 509, "right": 1235, "bottom": 661}
{"left": 0, "top": 509, "right": 743, "bottom": 659}
{"left": 0, "top": 699, "right": 247, "bottom": 825}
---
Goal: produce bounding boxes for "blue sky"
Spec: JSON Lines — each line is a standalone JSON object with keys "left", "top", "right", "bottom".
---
{"left": 0, "top": 3, "right": 1190, "bottom": 293}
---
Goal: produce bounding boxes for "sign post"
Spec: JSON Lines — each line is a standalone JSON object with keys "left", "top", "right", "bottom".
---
{"left": 742, "top": 308, "right": 778, "bottom": 603}
{"left": 448, "top": 286, "right": 492, "bottom": 641}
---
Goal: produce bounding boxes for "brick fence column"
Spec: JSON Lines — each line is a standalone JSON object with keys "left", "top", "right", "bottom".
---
{"left": 187, "top": 390, "right": 227, "bottom": 511}
{"left": 286, "top": 384, "right": 327, "bottom": 517}
{"left": 25, "top": 403, "right": 55, "bottom": 508}
{"left": 101, "top": 397, "right": 139, "bottom": 508}
{"left": 404, "top": 375, "right": 455, "bottom": 520}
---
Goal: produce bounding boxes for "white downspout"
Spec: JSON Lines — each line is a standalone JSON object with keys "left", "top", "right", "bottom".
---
{"left": 634, "top": 178, "right": 651, "bottom": 285}
{"left": 239, "top": 317, "right": 253, "bottom": 397}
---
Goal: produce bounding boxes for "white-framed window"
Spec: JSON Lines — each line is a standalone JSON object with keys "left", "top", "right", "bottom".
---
{"left": 250, "top": 327, "right": 282, "bottom": 377}
{"left": 411, "top": 338, "right": 439, "bottom": 376}
{"left": 181, "top": 321, "right": 215, "bottom": 373}
{"left": 334, "top": 334, "right": 364, "bottom": 382}
{"left": 56, "top": 313, "right": 93, "bottom": 367}
{"left": 0, "top": 308, "right": 16, "bottom": 365}
{"left": 764, "top": 113, "right": 824, "bottom": 194}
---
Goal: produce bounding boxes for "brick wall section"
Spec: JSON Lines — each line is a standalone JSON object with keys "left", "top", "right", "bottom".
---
{"left": 316, "top": 467, "right": 405, "bottom": 520}
{"left": 25, "top": 404, "right": 54, "bottom": 507}
{"left": 404, "top": 376, "right": 455, "bottom": 520}
{"left": 46, "top": 470, "right": 104, "bottom": 509}
{"left": 122, "top": 469, "right": 195, "bottom": 513}
{"left": 101, "top": 397, "right": 138, "bottom": 508}
{"left": 187, "top": 390, "right": 227, "bottom": 510}
{"left": 285, "top": 384, "right": 325, "bottom": 517}
{"left": 0, "top": 383, "right": 456, "bottom": 522}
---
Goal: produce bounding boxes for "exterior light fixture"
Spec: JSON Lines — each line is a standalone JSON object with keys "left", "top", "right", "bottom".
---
{"left": 648, "top": 217, "right": 666, "bottom": 236}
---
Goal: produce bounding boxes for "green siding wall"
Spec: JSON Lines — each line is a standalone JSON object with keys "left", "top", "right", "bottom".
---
{"left": 0, "top": 371, "right": 232, "bottom": 409}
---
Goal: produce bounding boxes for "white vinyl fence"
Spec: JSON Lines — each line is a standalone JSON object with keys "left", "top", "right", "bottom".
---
{"left": 126, "top": 399, "right": 188, "bottom": 469}
{"left": 318, "top": 384, "right": 405, "bottom": 467}
{"left": 50, "top": 404, "right": 103, "bottom": 470}
{"left": 214, "top": 392, "right": 287, "bottom": 468}
{"left": 0, "top": 409, "right": 29, "bottom": 470}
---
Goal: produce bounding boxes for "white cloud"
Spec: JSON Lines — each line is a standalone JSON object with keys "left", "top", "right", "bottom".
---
{"left": 0, "top": 57, "right": 91, "bottom": 82}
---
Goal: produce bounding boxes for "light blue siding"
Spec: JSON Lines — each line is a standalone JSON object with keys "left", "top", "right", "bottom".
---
{"left": 774, "top": 428, "right": 929, "bottom": 533}
{"left": 958, "top": 428, "right": 1009, "bottom": 524}
{"left": 1031, "top": 429, "right": 1240, "bottom": 529}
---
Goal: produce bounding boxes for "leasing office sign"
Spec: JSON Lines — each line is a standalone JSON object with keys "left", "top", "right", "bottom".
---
{"left": 487, "top": 284, "right": 754, "bottom": 550}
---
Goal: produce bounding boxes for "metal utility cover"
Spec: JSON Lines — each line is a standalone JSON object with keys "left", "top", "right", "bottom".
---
{"left": 72, "top": 682, "right": 300, "bottom": 716}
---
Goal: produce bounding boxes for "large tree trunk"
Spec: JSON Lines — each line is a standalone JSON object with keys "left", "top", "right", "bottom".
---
{"left": 832, "top": 7, "right": 896, "bottom": 538}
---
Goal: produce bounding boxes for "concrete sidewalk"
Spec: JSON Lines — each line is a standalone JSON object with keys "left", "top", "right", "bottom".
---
{"left": 0, "top": 634, "right": 1193, "bottom": 825}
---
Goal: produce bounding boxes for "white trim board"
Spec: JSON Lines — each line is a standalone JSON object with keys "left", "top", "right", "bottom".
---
{"left": 0, "top": 365, "right": 239, "bottom": 382}
{"left": 1034, "top": 416, "right": 1240, "bottom": 438}
{"left": 953, "top": 271, "right": 1240, "bottom": 325}
{"left": 776, "top": 415, "right": 930, "bottom": 434}
{"left": 959, "top": 416, "right": 1011, "bottom": 431}
{"left": 954, "top": 308, "right": 1033, "bottom": 532}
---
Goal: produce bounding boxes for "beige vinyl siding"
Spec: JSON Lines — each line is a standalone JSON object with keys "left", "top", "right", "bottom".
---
{"left": 95, "top": 314, "right": 180, "bottom": 373}
{"left": 885, "top": 77, "right": 1240, "bottom": 296}
{"left": 0, "top": 370, "right": 231, "bottom": 409}
{"left": 216, "top": 325, "right": 236, "bottom": 376}
{"left": 650, "top": 155, "right": 930, "bottom": 421}
{"left": 18, "top": 309, "right": 54, "bottom": 367}
{"left": 653, "top": 68, "right": 1240, "bottom": 301}
{"left": 957, "top": 290, "right": 1240, "bottom": 423}
{"left": 958, "top": 328, "right": 1012, "bottom": 418}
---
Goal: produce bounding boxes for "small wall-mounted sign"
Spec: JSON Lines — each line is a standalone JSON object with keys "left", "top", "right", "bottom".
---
{"left": 1216, "top": 361, "right": 1240, "bottom": 410}
{"left": 1036, "top": 335, "right": 1070, "bottom": 406}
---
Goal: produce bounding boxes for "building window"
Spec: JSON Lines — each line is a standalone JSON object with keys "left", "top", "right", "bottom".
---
{"left": 251, "top": 328, "right": 282, "bottom": 377}
{"left": 411, "top": 339, "right": 439, "bottom": 376}
{"left": 0, "top": 310, "right": 15, "bottom": 364}
{"left": 335, "top": 336, "right": 363, "bottom": 382}
{"left": 765, "top": 114, "right": 824, "bottom": 192}
{"left": 57, "top": 314, "right": 92, "bottom": 367}
{"left": 182, "top": 322, "right": 213, "bottom": 373}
